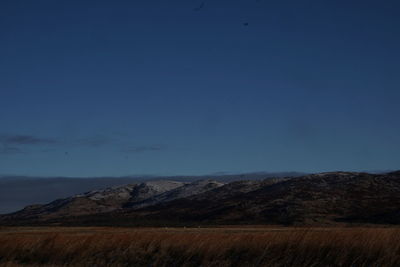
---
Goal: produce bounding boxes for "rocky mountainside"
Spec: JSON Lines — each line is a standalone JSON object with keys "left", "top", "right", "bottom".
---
{"left": 1, "top": 171, "right": 399, "bottom": 226}
{"left": 148, "top": 171, "right": 400, "bottom": 225}
{"left": 0, "top": 172, "right": 304, "bottom": 214}
{"left": 3, "top": 180, "right": 221, "bottom": 221}
{"left": 125, "top": 180, "right": 224, "bottom": 209}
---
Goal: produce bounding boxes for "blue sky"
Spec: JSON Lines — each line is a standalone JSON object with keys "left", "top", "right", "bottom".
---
{"left": 0, "top": 0, "right": 399, "bottom": 177}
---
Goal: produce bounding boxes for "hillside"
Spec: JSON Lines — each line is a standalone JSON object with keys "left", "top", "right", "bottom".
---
{"left": 0, "top": 172, "right": 303, "bottom": 214}
{"left": 1, "top": 180, "right": 222, "bottom": 222}
{"left": 1, "top": 171, "right": 399, "bottom": 226}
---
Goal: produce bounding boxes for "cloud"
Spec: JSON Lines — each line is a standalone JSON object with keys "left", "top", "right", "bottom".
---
{"left": 0, "top": 133, "right": 167, "bottom": 157}
{"left": 0, "top": 145, "right": 24, "bottom": 155}
{"left": 0, "top": 134, "right": 57, "bottom": 146}
{"left": 0, "top": 134, "right": 57, "bottom": 155}
{"left": 0, "top": 134, "right": 114, "bottom": 149}
{"left": 122, "top": 144, "right": 166, "bottom": 154}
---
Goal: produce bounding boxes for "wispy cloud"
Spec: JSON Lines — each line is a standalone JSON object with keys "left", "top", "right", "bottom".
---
{"left": 0, "top": 134, "right": 57, "bottom": 145}
{"left": 0, "top": 133, "right": 167, "bottom": 156}
{"left": 122, "top": 144, "right": 166, "bottom": 154}
{"left": 0, "top": 145, "right": 24, "bottom": 155}
{"left": 0, "top": 134, "right": 57, "bottom": 155}
{"left": 0, "top": 134, "right": 112, "bottom": 150}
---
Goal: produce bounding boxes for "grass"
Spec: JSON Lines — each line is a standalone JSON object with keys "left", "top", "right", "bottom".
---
{"left": 0, "top": 226, "right": 399, "bottom": 266}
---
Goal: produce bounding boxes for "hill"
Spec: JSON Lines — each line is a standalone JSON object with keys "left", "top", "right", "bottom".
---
{"left": 0, "top": 172, "right": 303, "bottom": 214}
{"left": 1, "top": 171, "right": 399, "bottom": 226}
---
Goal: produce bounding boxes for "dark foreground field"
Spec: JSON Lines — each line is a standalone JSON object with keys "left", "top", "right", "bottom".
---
{"left": 0, "top": 227, "right": 399, "bottom": 267}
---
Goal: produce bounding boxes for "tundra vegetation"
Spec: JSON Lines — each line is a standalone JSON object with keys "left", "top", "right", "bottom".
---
{"left": 0, "top": 226, "right": 399, "bottom": 266}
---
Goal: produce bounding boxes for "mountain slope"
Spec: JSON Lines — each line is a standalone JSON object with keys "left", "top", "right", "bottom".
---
{"left": 0, "top": 172, "right": 304, "bottom": 214}
{"left": 128, "top": 171, "right": 400, "bottom": 225}
{"left": 1, "top": 171, "right": 400, "bottom": 226}
{"left": 125, "top": 180, "right": 224, "bottom": 209}
{"left": 3, "top": 181, "right": 184, "bottom": 220}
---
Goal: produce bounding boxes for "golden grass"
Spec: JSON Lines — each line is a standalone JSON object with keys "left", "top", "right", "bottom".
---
{"left": 0, "top": 227, "right": 399, "bottom": 266}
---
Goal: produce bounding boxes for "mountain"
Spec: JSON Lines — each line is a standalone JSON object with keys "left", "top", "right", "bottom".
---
{"left": 125, "top": 180, "right": 224, "bottom": 209}
{"left": 1, "top": 180, "right": 222, "bottom": 221}
{"left": 1, "top": 171, "right": 399, "bottom": 226}
{"left": 0, "top": 176, "right": 150, "bottom": 215}
{"left": 0, "top": 172, "right": 304, "bottom": 214}
{"left": 146, "top": 171, "right": 400, "bottom": 226}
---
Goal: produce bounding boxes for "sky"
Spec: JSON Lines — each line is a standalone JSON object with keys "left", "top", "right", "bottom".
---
{"left": 0, "top": 0, "right": 399, "bottom": 177}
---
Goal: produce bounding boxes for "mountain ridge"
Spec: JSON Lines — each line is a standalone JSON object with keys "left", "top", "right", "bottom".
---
{"left": 0, "top": 172, "right": 305, "bottom": 214}
{"left": 1, "top": 171, "right": 399, "bottom": 226}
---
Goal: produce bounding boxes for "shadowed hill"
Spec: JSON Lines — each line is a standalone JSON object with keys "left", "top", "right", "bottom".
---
{"left": 134, "top": 172, "right": 400, "bottom": 225}
{"left": 0, "top": 172, "right": 304, "bottom": 214}
{"left": 1, "top": 171, "right": 399, "bottom": 226}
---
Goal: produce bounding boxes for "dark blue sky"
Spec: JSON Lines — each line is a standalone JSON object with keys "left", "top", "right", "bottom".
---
{"left": 1, "top": 0, "right": 399, "bottom": 177}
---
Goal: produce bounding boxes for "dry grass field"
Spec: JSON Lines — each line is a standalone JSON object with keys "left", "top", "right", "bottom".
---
{"left": 0, "top": 226, "right": 399, "bottom": 266}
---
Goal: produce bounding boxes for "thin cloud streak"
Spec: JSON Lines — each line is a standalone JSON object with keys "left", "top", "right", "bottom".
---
{"left": 0, "top": 134, "right": 57, "bottom": 145}
{"left": 0, "top": 134, "right": 57, "bottom": 155}
{"left": 0, "top": 133, "right": 167, "bottom": 156}
{"left": 0, "top": 145, "right": 24, "bottom": 155}
{"left": 122, "top": 144, "right": 167, "bottom": 154}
